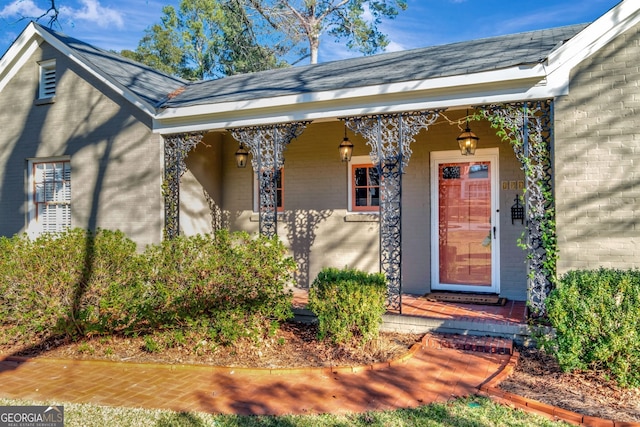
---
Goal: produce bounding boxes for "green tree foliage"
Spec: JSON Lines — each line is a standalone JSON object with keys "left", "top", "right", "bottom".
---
{"left": 121, "top": 7, "right": 185, "bottom": 77}
{"left": 123, "top": 0, "right": 288, "bottom": 80}
{"left": 246, "top": 0, "right": 408, "bottom": 64}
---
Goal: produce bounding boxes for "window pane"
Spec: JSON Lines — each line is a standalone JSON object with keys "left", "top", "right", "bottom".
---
{"left": 468, "top": 164, "right": 489, "bottom": 179}
{"left": 33, "top": 160, "right": 71, "bottom": 233}
{"left": 368, "top": 168, "right": 379, "bottom": 186}
{"left": 35, "top": 183, "right": 44, "bottom": 202}
{"left": 35, "top": 164, "right": 44, "bottom": 182}
{"left": 354, "top": 168, "right": 367, "bottom": 186}
{"left": 355, "top": 188, "right": 368, "bottom": 206}
{"left": 44, "top": 182, "right": 55, "bottom": 201}
{"left": 370, "top": 188, "right": 380, "bottom": 206}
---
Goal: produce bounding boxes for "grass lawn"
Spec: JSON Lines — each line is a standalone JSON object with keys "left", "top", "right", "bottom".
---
{"left": 0, "top": 396, "right": 567, "bottom": 426}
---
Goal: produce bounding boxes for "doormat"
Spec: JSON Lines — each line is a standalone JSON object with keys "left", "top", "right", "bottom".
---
{"left": 422, "top": 292, "right": 507, "bottom": 306}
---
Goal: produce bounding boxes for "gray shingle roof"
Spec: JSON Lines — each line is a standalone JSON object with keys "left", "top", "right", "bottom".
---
{"left": 37, "top": 21, "right": 588, "bottom": 111}
{"left": 161, "top": 23, "right": 588, "bottom": 109}
{"left": 36, "top": 23, "right": 186, "bottom": 108}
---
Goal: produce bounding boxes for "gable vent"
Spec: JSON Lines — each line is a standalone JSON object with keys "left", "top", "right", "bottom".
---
{"left": 39, "top": 60, "right": 56, "bottom": 99}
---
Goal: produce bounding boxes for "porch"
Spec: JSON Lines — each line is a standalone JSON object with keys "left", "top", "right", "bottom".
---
{"left": 292, "top": 288, "right": 533, "bottom": 346}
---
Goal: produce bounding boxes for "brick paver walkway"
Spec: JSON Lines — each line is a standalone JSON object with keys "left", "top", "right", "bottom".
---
{"left": 0, "top": 346, "right": 510, "bottom": 415}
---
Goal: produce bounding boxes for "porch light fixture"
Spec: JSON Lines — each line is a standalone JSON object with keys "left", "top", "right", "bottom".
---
{"left": 235, "top": 144, "right": 249, "bottom": 168}
{"left": 457, "top": 112, "right": 479, "bottom": 156}
{"left": 339, "top": 126, "right": 354, "bottom": 162}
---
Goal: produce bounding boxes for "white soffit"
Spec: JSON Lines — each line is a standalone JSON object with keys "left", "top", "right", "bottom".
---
{"left": 154, "top": 64, "right": 550, "bottom": 133}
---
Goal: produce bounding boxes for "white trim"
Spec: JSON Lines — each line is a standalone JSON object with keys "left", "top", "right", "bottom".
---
{"left": 26, "top": 156, "right": 71, "bottom": 237}
{"left": 430, "top": 148, "right": 500, "bottom": 293}
{"left": 546, "top": 0, "right": 640, "bottom": 95}
{"left": 156, "top": 65, "right": 546, "bottom": 121}
{"left": 0, "top": 38, "right": 40, "bottom": 94}
{"left": 38, "top": 59, "right": 56, "bottom": 99}
{"left": 154, "top": 74, "right": 549, "bottom": 134}
{"left": 346, "top": 155, "right": 380, "bottom": 213}
{"left": 252, "top": 168, "right": 284, "bottom": 212}
{"left": 4, "top": 23, "right": 160, "bottom": 116}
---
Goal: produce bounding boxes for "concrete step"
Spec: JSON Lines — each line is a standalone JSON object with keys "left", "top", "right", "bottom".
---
{"left": 293, "top": 307, "right": 535, "bottom": 347}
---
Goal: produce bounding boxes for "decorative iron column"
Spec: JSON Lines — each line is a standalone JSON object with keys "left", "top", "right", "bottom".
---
{"left": 481, "top": 100, "right": 556, "bottom": 315}
{"left": 343, "top": 111, "right": 440, "bottom": 311}
{"left": 163, "top": 132, "right": 205, "bottom": 239}
{"left": 230, "top": 122, "right": 309, "bottom": 237}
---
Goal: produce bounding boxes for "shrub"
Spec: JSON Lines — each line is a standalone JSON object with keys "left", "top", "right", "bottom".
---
{"left": 0, "top": 229, "right": 296, "bottom": 348}
{"left": 140, "top": 230, "right": 296, "bottom": 342}
{"left": 541, "top": 268, "right": 640, "bottom": 388}
{"left": 0, "top": 229, "right": 143, "bottom": 340}
{"left": 307, "top": 267, "right": 387, "bottom": 345}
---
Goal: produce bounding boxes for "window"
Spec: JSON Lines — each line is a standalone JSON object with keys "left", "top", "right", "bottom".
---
{"left": 253, "top": 168, "right": 284, "bottom": 212}
{"left": 38, "top": 59, "right": 56, "bottom": 99}
{"left": 28, "top": 159, "right": 71, "bottom": 234}
{"left": 349, "top": 157, "right": 380, "bottom": 212}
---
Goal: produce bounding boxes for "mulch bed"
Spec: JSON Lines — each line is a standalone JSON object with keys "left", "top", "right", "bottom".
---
{"left": 499, "top": 346, "right": 640, "bottom": 423}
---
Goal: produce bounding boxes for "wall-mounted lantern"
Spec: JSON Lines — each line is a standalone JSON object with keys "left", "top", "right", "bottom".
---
{"left": 339, "top": 126, "right": 354, "bottom": 162}
{"left": 235, "top": 144, "right": 249, "bottom": 168}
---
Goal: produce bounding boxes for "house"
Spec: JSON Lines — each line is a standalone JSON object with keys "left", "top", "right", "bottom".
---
{"left": 0, "top": 1, "right": 638, "bottom": 314}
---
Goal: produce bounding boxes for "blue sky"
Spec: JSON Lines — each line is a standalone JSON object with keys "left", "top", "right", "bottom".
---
{"left": 0, "top": 0, "right": 622, "bottom": 63}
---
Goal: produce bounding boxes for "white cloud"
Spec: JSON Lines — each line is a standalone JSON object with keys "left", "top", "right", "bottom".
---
{"left": 0, "top": 0, "right": 123, "bottom": 29}
{"left": 384, "top": 40, "right": 405, "bottom": 52}
{"left": 0, "top": 0, "right": 46, "bottom": 18}
{"left": 60, "top": 0, "right": 124, "bottom": 29}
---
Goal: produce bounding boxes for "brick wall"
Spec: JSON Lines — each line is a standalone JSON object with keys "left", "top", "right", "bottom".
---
{"left": 555, "top": 22, "right": 640, "bottom": 274}
{"left": 211, "top": 118, "right": 527, "bottom": 298}
{"left": 0, "top": 42, "right": 163, "bottom": 249}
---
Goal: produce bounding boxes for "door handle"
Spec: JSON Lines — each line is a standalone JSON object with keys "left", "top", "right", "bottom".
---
{"left": 493, "top": 226, "right": 496, "bottom": 239}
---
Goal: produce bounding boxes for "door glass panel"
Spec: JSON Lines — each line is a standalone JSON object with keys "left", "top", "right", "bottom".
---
{"left": 438, "top": 162, "right": 491, "bottom": 286}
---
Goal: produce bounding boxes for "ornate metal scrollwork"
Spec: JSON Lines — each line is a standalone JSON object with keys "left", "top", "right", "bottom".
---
{"left": 203, "top": 188, "right": 227, "bottom": 232}
{"left": 230, "top": 122, "right": 309, "bottom": 237}
{"left": 163, "top": 132, "right": 204, "bottom": 239}
{"left": 480, "top": 100, "right": 555, "bottom": 315}
{"left": 343, "top": 111, "right": 440, "bottom": 311}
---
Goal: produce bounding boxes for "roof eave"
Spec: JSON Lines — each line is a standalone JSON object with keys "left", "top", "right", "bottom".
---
{"left": 153, "top": 64, "right": 553, "bottom": 134}
{"left": 0, "top": 23, "right": 39, "bottom": 94}
{"left": 546, "top": 0, "right": 640, "bottom": 92}
{"left": 25, "top": 23, "right": 159, "bottom": 117}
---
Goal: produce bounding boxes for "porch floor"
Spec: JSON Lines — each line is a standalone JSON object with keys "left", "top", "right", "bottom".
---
{"left": 293, "top": 288, "right": 527, "bottom": 324}
{"left": 292, "top": 288, "right": 532, "bottom": 345}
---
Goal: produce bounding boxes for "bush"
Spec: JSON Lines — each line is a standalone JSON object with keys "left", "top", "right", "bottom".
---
{"left": 0, "top": 229, "right": 296, "bottom": 348}
{"left": 307, "top": 267, "right": 387, "bottom": 345}
{"left": 541, "top": 268, "right": 640, "bottom": 388}
{"left": 0, "top": 229, "right": 143, "bottom": 340}
{"left": 141, "top": 230, "right": 296, "bottom": 342}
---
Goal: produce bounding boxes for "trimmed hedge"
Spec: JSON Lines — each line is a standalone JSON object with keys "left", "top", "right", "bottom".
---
{"left": 0, "top": 228, "right": 296, "bottom": 346}
{"left": 307, "top": 267, "right": 387, "bottom": 345}
{"left": 542, "top": 268, "right": 640, "bottom": 388}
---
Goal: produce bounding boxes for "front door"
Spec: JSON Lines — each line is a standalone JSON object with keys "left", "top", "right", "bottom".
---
{"left": 430, "top": 149, "right": 500, "bottom": 293}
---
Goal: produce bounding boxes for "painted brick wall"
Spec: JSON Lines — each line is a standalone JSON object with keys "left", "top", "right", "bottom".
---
{"left": 211, "top": 118, "right": 527, "bottom": 298}
{"left": 555, "top": 22, "right": 640, "bottom": 274}
{"left": 181, "top": 132, "right": 224, "bottom": 235}
{"left": 0, "top": 42, "right": 163, "bottom": 248}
